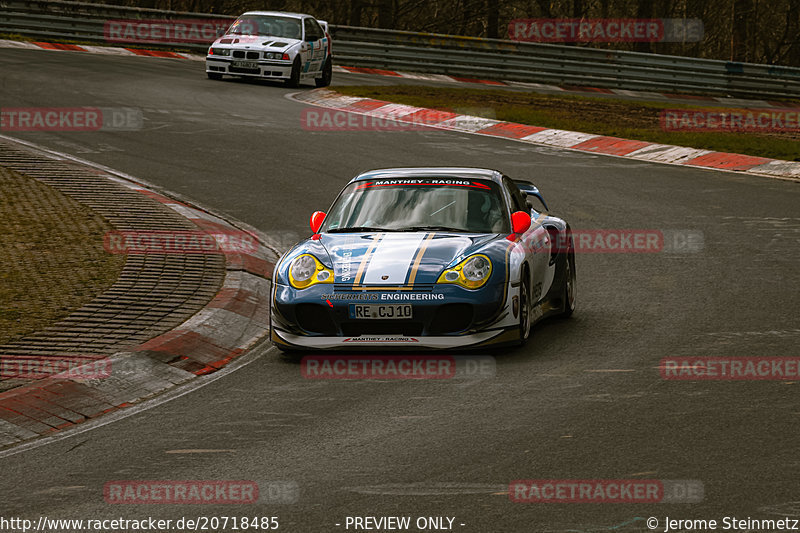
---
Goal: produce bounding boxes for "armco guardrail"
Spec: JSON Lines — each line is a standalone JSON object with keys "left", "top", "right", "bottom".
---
{"left": 2, "top": 0, "right": 799, "bottom": 99}
{"left": 329, "top": 26, "right": 800, "bottom": 99}
{"left": 0, "top": 0, "right": 234, "bottom": 48}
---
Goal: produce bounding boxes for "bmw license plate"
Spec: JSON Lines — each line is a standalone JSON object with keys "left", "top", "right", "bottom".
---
{"left": 349, "top": 304, "right": 412, "bottom": 320}
{"left": 232, "top": 60, "right": 258, "bottom": 69}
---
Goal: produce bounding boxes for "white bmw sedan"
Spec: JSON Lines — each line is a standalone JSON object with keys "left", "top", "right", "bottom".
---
{"left": 206, "top": 11, "right": 332, "bottom": 88}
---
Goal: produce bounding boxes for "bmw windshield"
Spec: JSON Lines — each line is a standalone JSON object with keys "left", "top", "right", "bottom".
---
{"left": 321, "top": 178, "right": 510, "bottom": 234}
{"left": 227, "top": 15, "right": 302, "bottom": 39}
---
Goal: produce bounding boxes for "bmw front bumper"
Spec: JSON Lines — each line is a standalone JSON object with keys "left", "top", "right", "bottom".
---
{"left": 206, "top": 56, "right": 293, "bottom": 79}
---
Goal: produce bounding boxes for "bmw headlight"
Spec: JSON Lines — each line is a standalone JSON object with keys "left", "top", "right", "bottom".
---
{"left": 437, "top": 254, "right": 493, "bottom": 289}
{"left": 210, "top": 48, "right": 231, "bottom": 56}
{"left": 264, "top": 52, "right": 281, "bottom": 60}
{"left": 289, "top": 254, "right": 334, "bottom": 289}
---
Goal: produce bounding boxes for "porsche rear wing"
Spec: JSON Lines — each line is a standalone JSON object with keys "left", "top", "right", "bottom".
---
{"left": 514, "top": 179, "right": 549, "bottom": 211}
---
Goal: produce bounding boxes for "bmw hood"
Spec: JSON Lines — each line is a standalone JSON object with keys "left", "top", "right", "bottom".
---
{"left": 214, "top": 34, "right": 301, "bottom": 51}
{"left": 318, "top": 232, "right": 501, "bottom": 287}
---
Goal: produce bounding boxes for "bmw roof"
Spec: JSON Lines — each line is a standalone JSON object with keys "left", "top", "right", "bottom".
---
{"left": 352, "top": 168, "right": 503, "bottom": 183}
{"left": 239, "top": 11, "right": 312, "bottom": 19}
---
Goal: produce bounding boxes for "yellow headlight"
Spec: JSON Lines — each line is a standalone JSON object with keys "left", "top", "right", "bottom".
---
{"left": 289, "top": 254, "right": 334, "bottom": 289}
{"left": 437, "top": 254, "right": 492, "bottom": 289}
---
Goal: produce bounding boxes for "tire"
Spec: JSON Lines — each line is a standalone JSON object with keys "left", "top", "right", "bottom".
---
{"left": 518, "top": 272, "right": 532, "bottom": 346}
{"left": 315, "top": 57, "right": 332, "bottom": 87}
{"left": 560, "top": 246, "right": 576, "bottom": 318}
{"left": 207, "top": 72, "right": 223, "bottom": 80}
{"left": 284, "top": 57, "right": 301, "bottom": 88}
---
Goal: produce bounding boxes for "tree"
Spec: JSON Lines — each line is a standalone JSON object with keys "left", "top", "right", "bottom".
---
{"left": 486, "top": 0, "right": 499, "bottom": 38}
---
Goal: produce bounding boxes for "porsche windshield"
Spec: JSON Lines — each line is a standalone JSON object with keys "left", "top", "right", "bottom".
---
{"left": 227, "top": 15, "right": 302, "bottom": 39}
{"left": 322, "top": 179, "right": 509, "bottom": 234}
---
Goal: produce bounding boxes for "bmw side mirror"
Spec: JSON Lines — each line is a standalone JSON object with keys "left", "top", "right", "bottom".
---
{"left": 310, "top": 211, "right": 326, "bottom": 233}
{"left": 511, "top": 211, "right": 531, "bottom": 234}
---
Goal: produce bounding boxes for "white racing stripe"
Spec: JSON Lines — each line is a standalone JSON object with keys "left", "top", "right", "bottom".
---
{"left": 362, "top": 233, "right": 426, "bottom": 285}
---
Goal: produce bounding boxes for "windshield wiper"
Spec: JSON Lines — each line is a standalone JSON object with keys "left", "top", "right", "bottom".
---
{"left": 327, "top": 226, "right": 397, "bottom": 233}
{"left": 403, "top": 226, "right": 472, "bottom": 233}
{"left": 328, "top": 226, "right": 474, "bottom": 233}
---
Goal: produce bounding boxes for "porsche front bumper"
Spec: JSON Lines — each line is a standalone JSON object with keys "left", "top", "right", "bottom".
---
{"left": 270, "top": 282, "right": 521, "bottom": 350}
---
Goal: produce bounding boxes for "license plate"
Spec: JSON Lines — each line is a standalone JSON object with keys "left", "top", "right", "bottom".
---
{"left": 232, "top": 60, "right": 258, "bottom": 69}
{"left": 349, "top": 304, "right": 412, "bottom": 320}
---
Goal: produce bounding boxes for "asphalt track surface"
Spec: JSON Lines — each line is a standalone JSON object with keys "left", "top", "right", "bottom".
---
{"left": 1, "top": 48, "right": 799, "bottom": 532}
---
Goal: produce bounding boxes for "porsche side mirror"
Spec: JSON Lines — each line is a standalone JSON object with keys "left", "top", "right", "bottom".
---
{"left": 511, "top": 211, "right": 531, "bottom": 234}
{"left": 310, "top": 211, "right": 326, "bottom": 233}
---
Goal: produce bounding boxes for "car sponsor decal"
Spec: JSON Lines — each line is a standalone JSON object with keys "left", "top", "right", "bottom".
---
{"left": 303, "top": 41, "right": 313, "bottom": 72}
{"left": 320, "top": 293, "right": 445, "bottom": 301}
{"left": 343, "top": 336, "right": 419, "bottom": 343}
{"left": 329, "top": 235, "right": 365, "bottom": 283}
{"left": 354, "top": 179, "right": 492, "bottom": 190}
{"left": 340, "top": 248, "right": 354, "bottom": 281}
{"left": 312, "top": 39, "right": 326, "bottom": 60}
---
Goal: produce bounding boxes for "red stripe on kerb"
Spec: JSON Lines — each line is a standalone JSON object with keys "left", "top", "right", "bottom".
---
{"left": 563, "top": 86, "right": 614, "bottom": 94}
{"left": 230, "top": 255, "right": 273, "bottom": 277}
{"left": 33, "top": 42, "right": 86, "bottom": 51}
{"left": 571, "top": 136, "right": 651, "bottom": 156}
{"left": 135, "top": 189, "right": 183, "bottom": 204}
{"left": 136, "top": 330, "right": 239, "bottom": 367}
{"left": 450, "top": 77, "right": 506, "bottom": 86}
{"left": 669, "top": 93, "right": 713, "bottom": 101}
{"left": 125, "top": 48, "right": 184, "bottom": 58}
{"left": 206, "top": 287, "right": 263, "bottom": 318}
{"left": 768, "top": 100, "right": 799, "bottom": 108}
{"left": 401, "top": 109, "right": 458, "bottom": 125}
{"left": 681, "top": 152, "right": 772, "bottom": 170}
{"left": 344, "top": 99, "right": 391, "bottom": 112}
{"left": 341, "top": 66, "right": 402, "bottom": 77}
{"left": 478, "top": 122, "right": 547, "bottom": 138}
